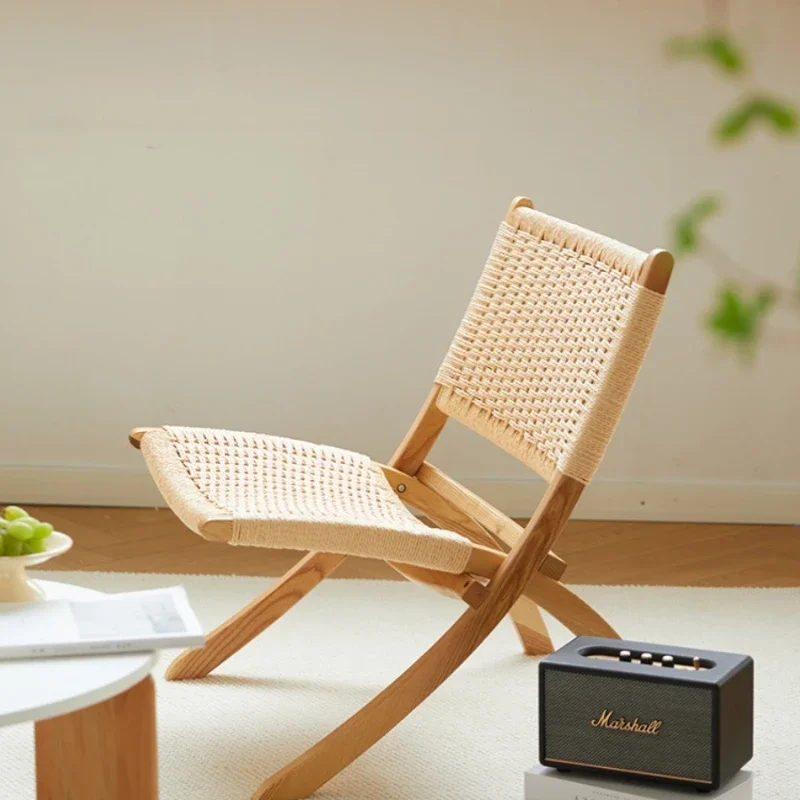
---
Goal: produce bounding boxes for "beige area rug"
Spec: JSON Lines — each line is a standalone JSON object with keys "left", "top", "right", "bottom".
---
{"left": 1, "top": 572, "right": 798, "bottom": 799}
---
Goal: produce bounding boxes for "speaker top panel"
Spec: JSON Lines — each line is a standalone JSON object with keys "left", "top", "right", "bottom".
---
{"left": 542, "top": 636, "right": 753, "bottom": 688}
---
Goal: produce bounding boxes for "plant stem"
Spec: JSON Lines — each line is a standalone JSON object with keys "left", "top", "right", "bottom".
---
{"left": 707, "top": 0, "right": 729, "bottom": 28}
{"left": 701, "top": 237, "right": 800, "bottom": 308}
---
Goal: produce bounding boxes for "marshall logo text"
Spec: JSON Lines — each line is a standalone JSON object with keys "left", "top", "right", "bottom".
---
{"left": 590, "top": 709, "right": 663, "bottom": 735}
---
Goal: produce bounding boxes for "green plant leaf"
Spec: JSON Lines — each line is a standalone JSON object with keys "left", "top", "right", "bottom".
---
{"left": 716, "top": 100, "right": 758, "bottom": 141}
{"left": 757, "top": 96, "right": 798, "bottom": 132}
{"left": 715, "top": 94, "right": 799, "bottom": 143}
{"left": 704, "top": 33, "right": 746, "bottom": 74}
{"left": 672, "top": 196, "right": 721, "bottom": 257}
{"left": 706, "top": 285, "right": 775, "bottom": 354}
{"left": 665, "top": 31, "right": 745, "bottom": 74}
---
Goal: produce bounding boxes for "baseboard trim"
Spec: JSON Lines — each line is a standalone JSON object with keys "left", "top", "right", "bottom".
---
{"left": 472, "top": 478, "right": 800, "bottom": 524}
{"left": 0, "top": 465, "right": 797, "bottom": 524}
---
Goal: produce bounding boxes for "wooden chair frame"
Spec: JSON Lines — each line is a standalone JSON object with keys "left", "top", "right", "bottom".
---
{"left": 130, "top": 203, "right": 672, "bottom": 800}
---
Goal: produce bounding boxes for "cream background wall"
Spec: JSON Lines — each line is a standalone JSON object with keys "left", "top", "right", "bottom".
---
{"left": 1, "top": 0, "right": 798, "bottom": 521}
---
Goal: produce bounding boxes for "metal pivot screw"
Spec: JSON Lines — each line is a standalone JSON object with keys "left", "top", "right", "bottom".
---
{"left": 397, "top": 484, "right": 406, "bottom": 494}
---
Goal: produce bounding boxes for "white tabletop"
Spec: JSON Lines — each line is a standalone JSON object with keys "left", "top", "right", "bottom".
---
{"left": 0, "top": 580, "right": 157, "bottom": 727}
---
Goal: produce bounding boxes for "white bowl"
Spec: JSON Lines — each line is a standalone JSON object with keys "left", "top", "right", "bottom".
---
{"left": 0, "top": 532, "right": 73, "bottom": 602}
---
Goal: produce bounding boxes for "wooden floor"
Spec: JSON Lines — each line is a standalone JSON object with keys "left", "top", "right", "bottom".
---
{"left": 26, "top": 505, "right": 800, "bottom": 587}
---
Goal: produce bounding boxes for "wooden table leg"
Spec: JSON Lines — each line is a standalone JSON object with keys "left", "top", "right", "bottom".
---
{"left": 35, "top": 675, "right": 158, "bottom": 800}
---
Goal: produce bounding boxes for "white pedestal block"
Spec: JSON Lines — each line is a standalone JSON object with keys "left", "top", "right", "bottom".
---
{"left": 524, "top": 766, "right": 754, "bottom": 800}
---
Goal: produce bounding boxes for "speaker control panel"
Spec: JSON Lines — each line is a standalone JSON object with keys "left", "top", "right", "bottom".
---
{"left": 587, "top": 649, "right": 709, "bottom": 670}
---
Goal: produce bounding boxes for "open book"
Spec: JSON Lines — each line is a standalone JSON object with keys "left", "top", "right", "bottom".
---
{"left": 0, "top": 586, "right": 205, "bottom": 660}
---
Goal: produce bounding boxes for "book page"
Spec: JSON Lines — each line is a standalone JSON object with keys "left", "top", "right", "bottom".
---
{"left": 0, "top": 586, "right": 204, "bottom": 659}
{"left": 69, "top": 593, "right": 188, "bottom": 639}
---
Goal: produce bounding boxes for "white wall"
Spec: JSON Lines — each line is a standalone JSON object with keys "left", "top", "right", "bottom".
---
{"left": 1, "top": 0, "right": 798, "bottom": 521}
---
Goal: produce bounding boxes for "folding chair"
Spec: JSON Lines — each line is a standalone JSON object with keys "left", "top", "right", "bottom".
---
{"left": 129, "top": 197, "right": 672, "bottom": 799}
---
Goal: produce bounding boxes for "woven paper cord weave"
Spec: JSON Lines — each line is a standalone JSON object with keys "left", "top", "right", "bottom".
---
{"left": 435, "top": 212, "right": 664, "bottom": 483}
{"left": 141, "top": 426, "right": 472, "bottom": 573}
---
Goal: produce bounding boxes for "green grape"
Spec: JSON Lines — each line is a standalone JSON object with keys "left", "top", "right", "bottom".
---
{"left": 3, "top": 535, "right": 23, "bottom": 556}
{"left": 0, "top": 535, "right": 4, "bottom": 557}
{"left": 0, "top": 519, "right": 8, "bottom": 531}
{"left": 31, "top": 522, "right": 54, "bottom": 540}
{"left": 3, "top": 505, "right": 27, "bottom": 521}
{"left": 6, "top": 520, "right": 35, "bottom": 541}
{"left": 22, "top": 539, "right": 47, "bottom": 555}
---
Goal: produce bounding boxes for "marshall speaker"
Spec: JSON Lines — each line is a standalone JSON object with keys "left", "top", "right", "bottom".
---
{"left": 539, "top": 636, "right": 753, "bottom": 790}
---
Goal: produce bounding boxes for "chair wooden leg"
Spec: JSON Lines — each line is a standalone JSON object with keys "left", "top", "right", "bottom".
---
{"left": 248, "top": 472, "right": 583, "bottom": 799}
{"left": 524, "top": 574, "right": 620, "bottom": 639}
{"left": 391, "top": 559, "right": 552, "bottom": 654}
{"left": 252, "top": 584, "right": 529, "bottom": 799}
{"left": 166, "top": 551, "right": 347, "bottom": 681}
{"left": 509, "top": 596, "right": 554, "bottom": 655}
{"left": 418, "top": 508, "right": 554, "bottom": 655}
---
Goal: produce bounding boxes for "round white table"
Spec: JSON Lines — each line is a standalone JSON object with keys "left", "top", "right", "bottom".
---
{"left": 0, "top": 580, "right": 160, "bottom": 798}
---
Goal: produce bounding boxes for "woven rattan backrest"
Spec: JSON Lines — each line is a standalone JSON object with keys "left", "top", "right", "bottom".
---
{"left": 435, "top": 200, "right": 668, "bottom": 485}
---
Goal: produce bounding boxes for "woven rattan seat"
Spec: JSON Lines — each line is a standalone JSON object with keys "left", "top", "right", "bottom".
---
{"left": 140, "top": 425, "right": 473, "bottom": 573}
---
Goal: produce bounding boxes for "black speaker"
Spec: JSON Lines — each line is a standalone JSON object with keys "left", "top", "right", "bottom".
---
{"left": 539, "top": 636, "right": 753, "bottom": 790}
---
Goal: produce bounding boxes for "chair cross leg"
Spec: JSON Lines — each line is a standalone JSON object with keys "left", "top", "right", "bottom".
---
{"left": 248, "top": 473, "right": 583, "bottom": 799}
{"left": 523, "top": 573, "right": 620, "bottom": 640}
{"left": 252, "top": 580, "right": 523, "bottom": 800}
{"left": 391, "top": 557, "right": 553, "bottom": 655}
{"left": 165, "top": 551, "right": 347, "bottom": 681}
{"left": 509, "top": 596, "right": 554, "bottom": 654}
{"left": 408, "top": 507, "right": 554, "bottom": 654}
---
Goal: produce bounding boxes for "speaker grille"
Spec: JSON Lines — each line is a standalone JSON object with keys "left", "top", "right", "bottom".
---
{"left": 544, "top": 670, "right": 713, "bottom": 783}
